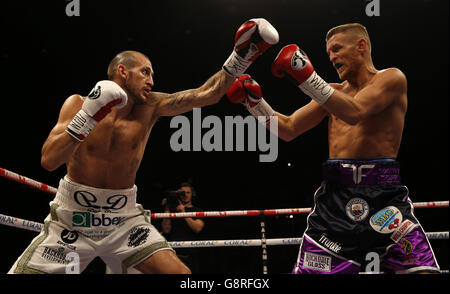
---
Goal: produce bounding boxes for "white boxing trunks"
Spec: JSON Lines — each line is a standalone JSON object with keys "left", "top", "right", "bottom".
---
{"left": 9, "top": 176, "right": 173, "bottom": 274}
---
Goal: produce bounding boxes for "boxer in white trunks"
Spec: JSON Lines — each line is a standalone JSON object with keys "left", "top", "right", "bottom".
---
{"left": 8, "top": 18, "right": 279, "bottom": 274}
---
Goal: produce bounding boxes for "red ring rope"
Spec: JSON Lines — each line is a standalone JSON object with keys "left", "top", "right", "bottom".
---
{"left": 1, "top": 167, "right": 448, "bottom": 219}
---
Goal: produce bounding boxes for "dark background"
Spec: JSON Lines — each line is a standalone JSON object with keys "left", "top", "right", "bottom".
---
{"left": 0, "top": 0, "right": 448, "bottom": 275}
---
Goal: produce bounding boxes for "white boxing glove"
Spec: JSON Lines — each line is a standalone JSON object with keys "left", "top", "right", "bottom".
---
{"left": 66, "top": 80, "right": 128, "bottom": 141}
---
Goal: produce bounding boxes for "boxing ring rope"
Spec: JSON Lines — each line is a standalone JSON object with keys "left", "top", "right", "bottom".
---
{"left": 148, "top": 203, "right": 449, "bottom": 219}
{"left": 1, "top": 167, "right": 449, "bottom": 274}
{"left": 1, "top": 167, "right": 448, "bottom": 219}
{"left": 0, "top": 167, "right": 58, "bottom": 195}
{"left": 0, "top": 212, "right": 448, "bottom": 274}
{"left": 1, "top": 212, "right": 448, "bottom": 243}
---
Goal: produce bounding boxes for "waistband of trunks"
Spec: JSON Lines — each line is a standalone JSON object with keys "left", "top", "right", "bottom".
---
{"left": 53, "top": 176, "right": 138, "bottom": 212}
{"left": 322, "top": 158, "right": 401, "bottom": 185}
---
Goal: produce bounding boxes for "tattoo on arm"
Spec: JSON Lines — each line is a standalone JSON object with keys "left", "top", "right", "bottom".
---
{"left": 211, "top": 73, "right": 227, "bottom": 95}
{"left": 163, "top": 71, "right": 230, "bottom": 112}
{"left": 207, "top": 71, "right": 230, "bottom": 96}
{"left": 168, "top": 89, "right": 198, "bottom": 107}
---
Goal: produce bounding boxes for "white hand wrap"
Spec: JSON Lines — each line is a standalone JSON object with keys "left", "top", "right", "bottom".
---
{"left": 66, "top": 109, "right": 97, "bottom": 142}
{"left": 246, "top": 98, "right": 275, "bottom": 122}
{"left": 298, "top": 71, "right": 335, "bottom": 104}
{"left": 223, "top": 51, "right": 253, "bottom": 78}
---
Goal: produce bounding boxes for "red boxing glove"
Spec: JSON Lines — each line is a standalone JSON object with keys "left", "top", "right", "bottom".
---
{"left": 223, "top": 18, "right": 279, "bottom": 77}
{"left": 272, "top": 44, "right": 314, "bottom": 83}
{"left": 272, "top": 44, "right": 334, "bottom": 104}
{"left": 226, "top": 75, "right": 274, "bottom": 119}
{"left": 226, "top": 74, "right": 262, "bottom": 107}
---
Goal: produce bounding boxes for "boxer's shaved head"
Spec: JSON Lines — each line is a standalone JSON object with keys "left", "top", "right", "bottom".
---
{"left": 326, "top": 23, "right": 372, "bottom": 53}
{"left": 107, "top": 50, "right": 150, "bottom": 79}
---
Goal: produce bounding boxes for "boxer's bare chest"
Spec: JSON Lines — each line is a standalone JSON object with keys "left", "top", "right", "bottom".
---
{"left": 327, "top": 85, "right": 402, "bottom": 158}
{"left": 67, "top": 105, "right": 158, "bottom": 188}
{"left": 85, "top": 117, "right": 148, "bottom": 157}
{"left": 85, "top": 105, "right": 156, "bottom": 156}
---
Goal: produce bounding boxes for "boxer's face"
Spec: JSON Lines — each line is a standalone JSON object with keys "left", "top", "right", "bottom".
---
{"left": 124, "top": 54, "right": 154, "bottom": 104}
{"left": 326, "top": 32, "right": 361, "bottom": 80}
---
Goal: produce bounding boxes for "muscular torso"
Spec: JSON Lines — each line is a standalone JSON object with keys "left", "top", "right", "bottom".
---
{"left": 327, "top": 79, "right": 407, "bottom": 159}
{"left": 67, "top": 95, "right": 158, "bottom": 189}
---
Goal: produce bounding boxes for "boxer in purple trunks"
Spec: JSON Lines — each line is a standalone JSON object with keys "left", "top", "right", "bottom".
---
{"left": 226, "top": 23, "right": 440, "bottom": 273}
{"left": 294, "top": 158, "right": 439, "bottom": 274}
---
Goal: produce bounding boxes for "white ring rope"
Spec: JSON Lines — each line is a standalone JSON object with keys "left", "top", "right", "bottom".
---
{"left": 0, "top": 213, "right": 448, "bottom": 247}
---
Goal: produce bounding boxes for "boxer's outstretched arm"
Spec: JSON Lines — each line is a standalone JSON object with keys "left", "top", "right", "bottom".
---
{"left": 153, "top": 69, "right": 234, "bottom": 117}
{"left": 152, "top": 18, "right": 279, "bottom": 117}
{"left": 226, "top": 74, "right": 328, "bottom": 142}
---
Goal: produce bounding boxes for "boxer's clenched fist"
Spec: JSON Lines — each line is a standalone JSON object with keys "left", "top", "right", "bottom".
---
{"left": 66, "top": 80, "right": 128, "bottom": 141}
{"left": 272, "top": 44, "right": 334, "bottom": 105}
{"left": 223, "top": 18, "right": 279, "bottom": 77}
{"left": 226, "top": 74, "right": 274, "bottom": 119}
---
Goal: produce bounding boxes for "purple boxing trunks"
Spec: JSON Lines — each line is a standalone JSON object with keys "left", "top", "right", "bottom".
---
{"left": 292, "top": 158, "right": 440, "bottom": 274}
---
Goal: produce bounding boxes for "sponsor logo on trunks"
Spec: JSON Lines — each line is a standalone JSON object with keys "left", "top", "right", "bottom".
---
{"left": 302, "top": 252, "right": 331, "bottom": 272}
{"left": 369, "top": 206, "right": 403, "bottom": 234}
{"left": 400, "top": 238, "right": 413, "bottom": 255}
{"left": 400, "top": 238, "right": 418, "bottom": 264}
{"left": 57, "top": 240, "right": 77, "bottom": 251}
{"left": 318, "top": 234, "right": 342, "bottom": 254}
{"left": 72, "top": 211, "right": 125, "bottom": 227}
{"left": 128, "top": 226, "right": 150, "bottom": 247}
{"left": 390, "top": 219, "right": 414, "bottom": 243}
{"left": 341, "top": 163, "right": 375, "bottom": 184}
{"left": 61, "top": 229, "right": 79, "bottom": 244}
{"left": 345, "top": 198, "right": 369, "bottom": 221}
{"left": 42, "top": 247, "right": 69, "bottom": 264}
{"left": 73, "top": 191, "right": 128, "bottom": 212}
